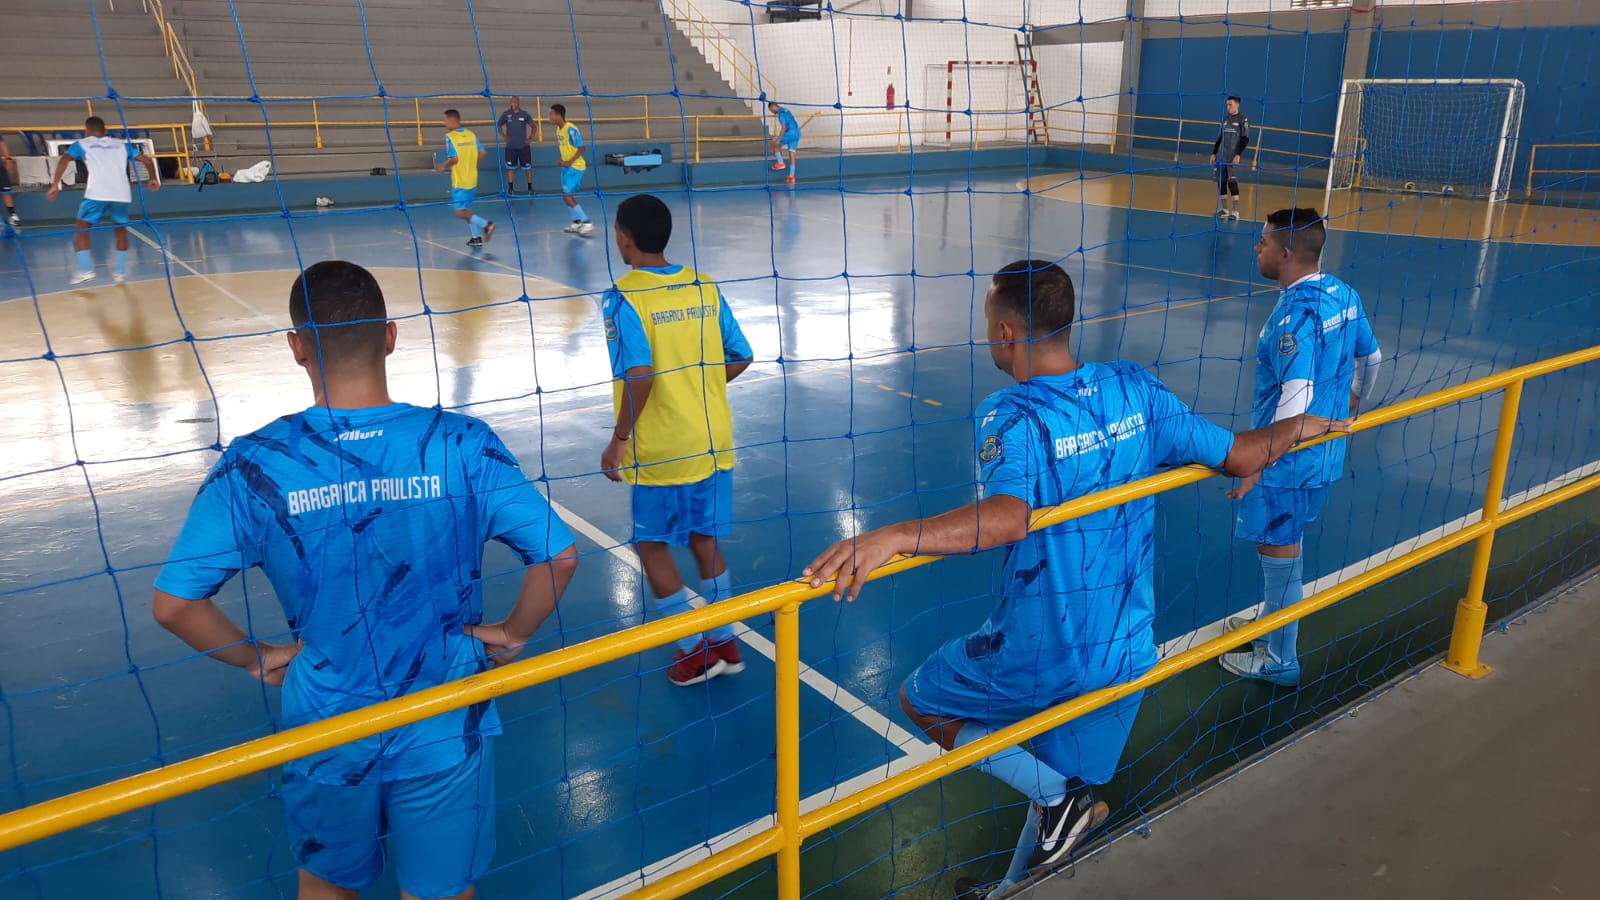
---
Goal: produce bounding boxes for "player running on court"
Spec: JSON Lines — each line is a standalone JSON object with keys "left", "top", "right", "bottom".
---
{"left": 498, "top": 96, "right": 536, "bottom": 195}
{"left": 153, "top": 260, "right": 578, "bottom": 900}
{"left": 1, "top": 135, "right": 21, "bottom": 228}
{"left": 805, "top": 261, "right": 1347, "bottom": 898}
{"left": 1221, "top": 208, "right": 1382, "bottom": 686}
{"left": 1209, "top": 95, "right": 1249, "bottom": 220}
{"left": 768, "top": 101, "right": 800, "bottom": 184}
{"left": 46, "top": 116, "right": 160, "bottom": 284}
{"left": 437, "top": 109, "right": 495, "bottom": 248}
{"left": 549, "top": 104, "right": 593, "bottom": 236}
{"left": 600, "top": 194, "right": 755, "bottom": 686}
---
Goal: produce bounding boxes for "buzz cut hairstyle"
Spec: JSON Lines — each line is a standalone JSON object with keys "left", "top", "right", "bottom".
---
{"left": 85, "top": 116, "right": 107, "bottom": 132}
{"left": 551, "top": 103, "right": 567, "bottom": 118}
{"left": 1265, "top": 207, "right": 1327, "bottom": 260}
{"left": 443, "top": 108, "right": 461, "bottom": 121}
{"left": 289, "top": 260, "right": 391, "bottom": 366}
{"left": 615, "top": 194, "right": 672, "bottom": 255}
{"left": 991, "top": 260, "right": 1076, "bottom": 342}
{"left": 1226, "top": 95, "right": 1242, "bottom": 105}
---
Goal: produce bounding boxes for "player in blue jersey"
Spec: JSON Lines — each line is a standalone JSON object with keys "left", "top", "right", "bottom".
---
{"left": 549, "top": 104, "right": 594, "bottom": 236}
{"left": 439, "top": 109, "right": 495, "bottom": 248}
{"left": 152, "top": 260, "right": 578, "bottom": 900}
{"left": 767, "top": 101, "right": 800, "bottom": 184}
{"left": 805, "top": 261, "right": 1346, "bottom": 897}
{"left": 1220, "top": 208, "right": 1382, "bottom": 686}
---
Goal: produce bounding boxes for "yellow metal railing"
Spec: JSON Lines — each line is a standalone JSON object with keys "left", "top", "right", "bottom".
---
{"left": 0, "top": 341, "right": 1596, "bottom": 897}
{"left": 1525, "top": 142, "right": 1600, "bottom": 194}
{"left": 144, "top": 0, "right": 201, "bottom": 105}
{"left": 660, "top": 0, "right": 775, "bottom": 104}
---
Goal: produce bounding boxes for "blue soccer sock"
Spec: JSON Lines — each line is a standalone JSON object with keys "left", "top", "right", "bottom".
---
{"left": 570, "top": 203, "right": 587, "bottom": 222}
{"left": 701, "top": 570, "right": 735, "bottom": 644}
{"left": 654, "top": 587, "right": 701, "bottom": 653}
{"left": 468, "top": 214, "right": 487, "bottom": 238}
{"left": 953, "top": 722, "right": 1068, "bottom": 807}
{"left": 76, "top": 250, "right": 93, "bottom": 273}
{"left": 996, "top": 800, "right": 1043, "bottom": 891}
{"left": 1260, "top": 551, "right": 1304, "bottom": 667}
{"left": 114, "top": 249, "right": 128, "bottom": 275}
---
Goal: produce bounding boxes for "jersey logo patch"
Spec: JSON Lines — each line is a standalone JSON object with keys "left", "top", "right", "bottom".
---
{"left": 604, "top": 316, "right": 618, "bottom": 342}
{"left": 1279, "top": 333, "right": 1298, "bottom": 356}
{"left": 979, "top": 434, "right": 1002, "bottom": 463}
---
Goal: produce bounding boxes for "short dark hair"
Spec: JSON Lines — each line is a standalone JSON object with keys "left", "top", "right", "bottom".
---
{"left": 289, "top": 261, "right": 389, "bottom": 366}
{"left": 1264, "top": 207, "right": 1327, "bottom": 260}
{"left": 443, "top": 108, "right": 460, "bottom": 121}
{"left": 991, "top": 260, "right": 1075, "bottom": 341}
{"left": 84, "top": 116, "right": 106, "bottom": 133}
{"left": 550, "top": 103, "right": 567, "bottom": 118}
{"left": 616, "top": 194, "right": 672, "bottom": 254}
{"left": 1226, "top": 95, "right": 1242, "bottom": 105}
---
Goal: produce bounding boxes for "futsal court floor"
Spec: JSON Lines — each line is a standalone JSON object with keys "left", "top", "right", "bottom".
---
{"left": 1, "top": 167, "right": 1597, "bottom": 899}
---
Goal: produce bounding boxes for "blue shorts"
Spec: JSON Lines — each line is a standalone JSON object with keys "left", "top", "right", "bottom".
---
{"left": 779, "top": 137, "right": 799, "bottom": 151}
{"left": 904, "top": 642, "right": 1144, "bottom": 786}
{"left": 77, "top": 199, "right": 130, "bottom": 226}
{"left": 1235, "top": 484, "right": 1330, "bottom": 546}
{"left": 503, "top": 146, "right": 531, "bottom": 169}
{"left": 449, "top": 187, "right": 477, "bottom": 211}
{"left": 560, "top": 166, "right": 585, "bottom": 195}
{"left": 632, "top": 468, "right": 732, "bottom": 546}
{"left": 283, "top": 744, "right": 495, "bottom": 898}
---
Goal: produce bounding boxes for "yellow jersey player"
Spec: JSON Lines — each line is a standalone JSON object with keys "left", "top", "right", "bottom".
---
{"left": 600, "top": 194, "right": 755, "bottom": 685}
{"left": 549, "top": 103, "right": 593, "bottom": 236}
{"left": 436, "top": 109, "right": 495, "bottom": 248}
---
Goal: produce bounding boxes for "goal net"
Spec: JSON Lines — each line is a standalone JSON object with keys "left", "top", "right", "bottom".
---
{"left": 922, "top": 60, "right": 1039, "bottom": 147}
{"left": 1327, "top": 78, "right": 1525, "bottom": 202}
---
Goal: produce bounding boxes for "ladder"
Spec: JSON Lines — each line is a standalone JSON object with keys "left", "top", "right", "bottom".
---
{"left": 1015, "top": 33, "right": 1049, "bottom": 144}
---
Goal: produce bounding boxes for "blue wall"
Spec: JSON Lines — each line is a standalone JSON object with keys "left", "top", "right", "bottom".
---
{"left": 1133, "top": 31, "right": 1349, "bottom": 176}
{"left": 1368, "top": 25, "right": 1600, "bottom": 192}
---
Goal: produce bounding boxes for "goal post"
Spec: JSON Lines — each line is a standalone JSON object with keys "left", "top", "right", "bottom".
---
{"left": 1326, "top": 78, "right": 1526, "bottom": 204}
{"left": 922, "top": 60, "right": 1045, "bottom": 147}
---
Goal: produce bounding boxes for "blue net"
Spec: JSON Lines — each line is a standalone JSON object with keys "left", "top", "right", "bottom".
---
{"left": 1, "top": 1, "right": 1599, "bottom": 899}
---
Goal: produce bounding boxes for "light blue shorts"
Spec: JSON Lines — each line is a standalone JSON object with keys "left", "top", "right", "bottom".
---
{"left": 282, "top": 744, "right": 496, "bottom": 898}
{"left": 903, "top": 641, "right": 1145, "bottom": 786}
{"left": 631, "top": 468, "right": 732, "bottom": 546}
{"left": 560, "top": 166, "right": 585, "bottom": 196}
{"left": 779, "top": 137, "right": 799, "bottom": 151}
{"left": 449, "top": 187, "right": 477, "bottom": 211}
{"left": 1234, "top": 484, "right": 1331, "bottom": 547}
{"left": 77, "top": 199, "right": 130, "bottom": 226}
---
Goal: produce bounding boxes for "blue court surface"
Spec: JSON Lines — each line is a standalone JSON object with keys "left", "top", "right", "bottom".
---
{"left": 1, "top": 169, "right": 1597, "bottom": 899}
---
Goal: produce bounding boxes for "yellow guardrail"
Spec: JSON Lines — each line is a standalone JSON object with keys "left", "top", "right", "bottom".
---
{"left": 660, "top": 0, "right": 775, "bottom": 104}
{"left": 0, "top": 334, "right": 1595, "bottom": 898}
{"left": 1525, "top": 142, "right": 1600, "bottom": 194}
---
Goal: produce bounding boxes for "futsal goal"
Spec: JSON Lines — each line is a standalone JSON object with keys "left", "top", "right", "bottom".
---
{"left": 1326, "top": 78, "right": 1526, "bottom": 203}
{"left": 922, "top": 59, "right": 1047, "bottom": 146}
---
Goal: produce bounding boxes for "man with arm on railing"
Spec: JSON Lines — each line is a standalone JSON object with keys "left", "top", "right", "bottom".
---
{"left": 1219, "top": 208, "right": 1382, "bottom": 686}
{"left": 805, "top": 260, "right": 1345, "bottom": 898}
{"left": 151, "top": 261, "right": 579, "bottom": 900}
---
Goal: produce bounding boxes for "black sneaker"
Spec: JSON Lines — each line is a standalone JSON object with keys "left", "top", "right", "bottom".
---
{"left": 1028, "top": 781, "right": 1109, "bottom": 870}
{"left": 952, "top": 877, "right": 991, "bottom": 899}
{"left": 466, "top": 236, "right": 484, "bottom": 248}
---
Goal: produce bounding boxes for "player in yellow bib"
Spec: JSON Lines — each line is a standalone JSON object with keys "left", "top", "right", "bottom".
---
{"left": 436, "top": 109, "right": 495, "bottom": 248}
{"left": 600, "top": 194, "right": 754, "bottom": 686}
{"left": 549, "top": 103, "right": 594, "bottom": 236}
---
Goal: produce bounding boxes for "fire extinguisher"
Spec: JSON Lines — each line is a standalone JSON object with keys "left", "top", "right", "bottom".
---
{"left": 886, "top": 66, "right": 896, "bottom": 110}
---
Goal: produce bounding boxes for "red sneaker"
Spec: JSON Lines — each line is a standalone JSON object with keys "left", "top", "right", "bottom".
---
{"left": 785, "top": 175, "right": 796, "bottom": 185}
{"left": 667, "top": 640, "right": 728, "bottom": 687}
{"left": 710, "top": 638, "right": 745, "bottom": 675}
{"left": 770, "top": 161, "right": 787, "bottom": 171}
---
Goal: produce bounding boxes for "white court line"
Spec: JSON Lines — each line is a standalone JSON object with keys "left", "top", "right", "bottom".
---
{"left": 565, "top": 456, "right": 1600, "bottom": 899}
{"left": 127, "top": 225, "right": 279, "bottom": 328}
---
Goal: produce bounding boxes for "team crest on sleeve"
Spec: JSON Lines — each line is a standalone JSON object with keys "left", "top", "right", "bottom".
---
{"left": 1278, "top": 333, "right": 1298, "bottom": 356}
{"left": 604, "top": 316, "right": 618, "bottom": 342}
{"left": 979, "top": 434, "right": 1003, "bottom": 463}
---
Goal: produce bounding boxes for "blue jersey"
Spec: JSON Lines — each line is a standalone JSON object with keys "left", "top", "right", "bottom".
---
{"left": 155, "top": 403, "right": 574, "bottom": 786}
{"left": 1253, "top": 272, "right": 1378, "bottom": 489}
{"left": 971, "top": 361, "right": 1235, "bottom": 691}
{"left": 775, "top": 108, "right": 800, "bottom": 143}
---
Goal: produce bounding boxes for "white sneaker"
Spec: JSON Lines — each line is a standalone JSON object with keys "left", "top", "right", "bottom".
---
{"left": 1223, "top": 614, "right": 1254, "bottom": 634}
{"left": 1230, "top": 210, "right": 1241, "bottom": 220}
{"left": 1220, "top": 645, "right": 1302, "bottom": 687}
{"left": 7, "top": 213, "right": 18, "bottom": 227}
{"left": 70, "top": 270, "right": 96, "bottom": 285}
{"left": 562, "top": 222, "right": 581, "bottom": 234}
{"left": 113, "top": 273, "right": 127, "bottom": 283}
{"left": 315, "top": 196, "right": 334, "bottom": 208}
{"left": 577, "top": 221, "right": 595, "bottom": 237}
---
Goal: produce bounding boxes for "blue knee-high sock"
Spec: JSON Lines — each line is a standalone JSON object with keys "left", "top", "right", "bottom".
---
{"left": 76, "top": 250, "right": 93, "bottom": 273}
{"left": 1260, "top": 552, "right": 1304, "bottom": 666}
{"left": 701, "top": 570, "right": 735, "bottom": 644}
{"left": 114, "top": 249, "right": 128, "bottom": 275}
{"left": 953, "top": 723, "right": 1068, "bottom": 807}
{"left": 654, "top": 587, "right": 701, "bottom": 653}
{"left": 570, "top": 203, "right": 587, "bottom": 222}
{"left": 996, "top": 800, "right": 1043, "bottom": 891}
{"left": 468, "top": 214, "right": 487, "bottom": 238}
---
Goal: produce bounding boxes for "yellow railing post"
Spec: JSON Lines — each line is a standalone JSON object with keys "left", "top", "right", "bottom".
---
{"left": 1526, "top": 144, "right": 1537, "bottom": 195}
{"left": 415, "top": 98, "right": 423, "bottom": 146}
{"left": 1443, "top": 378, "right": 1525, "bottom": 679}
{"left": 775, "top": 602, "right": 802, "bottom": 900}
{"left": 312, "top": 99, "right": 323, "bottom": 149}
{"left": 695, "top": 116, "right": 702, "bottom": 163}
